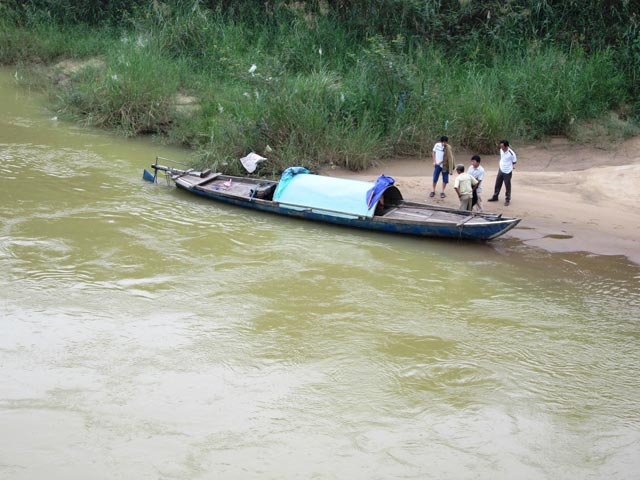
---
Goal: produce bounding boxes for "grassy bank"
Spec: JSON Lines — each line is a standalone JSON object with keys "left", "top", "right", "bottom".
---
{"left": 1, "top": 1, "right": 638, "bottom": 174}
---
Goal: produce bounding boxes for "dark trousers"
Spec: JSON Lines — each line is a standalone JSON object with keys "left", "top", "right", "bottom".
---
{"left": 492, "top": 170, "right": 512, "bottom": 201}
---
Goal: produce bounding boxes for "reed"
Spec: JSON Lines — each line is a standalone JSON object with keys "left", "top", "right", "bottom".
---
{"left": 1, "top": 1, "right": 637, "bottom": 173}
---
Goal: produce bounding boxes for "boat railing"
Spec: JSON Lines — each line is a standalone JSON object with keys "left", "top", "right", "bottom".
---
{"left": 455, "top": 215, "right": 476, "bottom": 227}
{"left": 273, "top": 200, "right": 368, "bottom": 220}
{"left": 400, "top": 200, "right": 505, "bottom": 221}
{"left": 151, "top": 157, "right": 212, "bottom": 185}
{"left": 155, "top": 156, "right": 191, "bottom": 169}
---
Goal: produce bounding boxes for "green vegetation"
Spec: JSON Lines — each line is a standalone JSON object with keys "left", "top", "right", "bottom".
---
{"left": 1, "top": 1, "right": 639, "bottom": 173}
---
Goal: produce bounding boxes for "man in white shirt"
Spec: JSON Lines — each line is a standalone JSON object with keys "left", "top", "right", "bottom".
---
{"left": 488, "top": 139, "right": 517, "bottom": 206}
{"left": 430, "top": 135, "right": 451, "bottom": 199}
{"left": 468, "top": 155, "right": 485, "bottom": 212}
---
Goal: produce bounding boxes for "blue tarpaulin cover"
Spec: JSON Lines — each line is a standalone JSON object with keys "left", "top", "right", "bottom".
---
{"left": 366, "top": 175, "right": 395, "bottom": 208}
{"left": 274, "top": 170, "right": 393, "bottom": 218}
{"left": 273, "top": 166, "right": 310, "bottom": 200}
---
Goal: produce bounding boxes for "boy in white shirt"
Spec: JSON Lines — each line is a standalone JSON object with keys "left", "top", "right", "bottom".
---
{"left": 468, "top": 154, "right": 485, "bottom": 212}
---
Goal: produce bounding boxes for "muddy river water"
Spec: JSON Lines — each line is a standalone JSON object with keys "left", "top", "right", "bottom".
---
{"left": 1, "top": 68, "right": 639, "bottom": 479}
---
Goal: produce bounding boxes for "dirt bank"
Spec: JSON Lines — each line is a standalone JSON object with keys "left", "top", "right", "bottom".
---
{"left": 322, "top": 136, "right": 640, "bottom": 265}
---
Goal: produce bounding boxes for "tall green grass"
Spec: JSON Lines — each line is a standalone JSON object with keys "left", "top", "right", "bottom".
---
{"left": 0, "top": 19, "right": 112, "bottom": 64}
{"left": 1, "top": 1, "right": 636, "bottom": 174}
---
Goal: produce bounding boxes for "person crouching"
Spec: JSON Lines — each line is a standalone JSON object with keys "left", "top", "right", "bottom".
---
{"left": 454, "top": 164, "right": 478, "bottom": 211}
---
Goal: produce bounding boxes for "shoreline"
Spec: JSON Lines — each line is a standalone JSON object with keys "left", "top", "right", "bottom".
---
{"left": 322, "top": 136, "right": 640, "bottom": 265}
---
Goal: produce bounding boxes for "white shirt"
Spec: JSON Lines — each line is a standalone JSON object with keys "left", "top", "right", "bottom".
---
{"left": 454, "top": 173, "right": 478, "bottom": 196}
{"left": 468, "top": 165, "right": 485, "bottom": 193}
{"left": 499, "top": 147, "right": 517, "bottom": 174}
{"left": 432, "top": 142, "right": 445, "bottom": 165}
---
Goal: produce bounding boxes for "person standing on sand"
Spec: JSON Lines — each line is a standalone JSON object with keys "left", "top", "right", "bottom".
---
{"left": 488, "top": 139, "right": 517, "bottom": 206}
{"left": 430, "top": 136, "right": 454, "bottom": 199}
{"left": 468, "top": 155, "right": 485, "bottom": 212}
{"left": 453, "top": 164, "right": 478, "bottom": 211}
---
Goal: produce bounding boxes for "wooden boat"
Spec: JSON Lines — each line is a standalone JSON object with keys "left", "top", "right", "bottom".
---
{"left": 145, "top": 158, "right": 521, "bottom": 241}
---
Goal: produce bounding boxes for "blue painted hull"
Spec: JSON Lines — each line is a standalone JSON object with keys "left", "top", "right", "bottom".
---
{"left": 176, "top": 183, "right": 519, "bottom": 241}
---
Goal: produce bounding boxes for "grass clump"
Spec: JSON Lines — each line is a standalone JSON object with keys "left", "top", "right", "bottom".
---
{"left": 569, "top": 112, "right": 640, "bottom": 145}
{"left": 53, "top": 45, "right": 182, "bottom": 136}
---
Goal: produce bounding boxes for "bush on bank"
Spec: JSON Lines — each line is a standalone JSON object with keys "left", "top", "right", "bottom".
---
{"left": 1, "top": 1, "right": 638, "bottom": 173}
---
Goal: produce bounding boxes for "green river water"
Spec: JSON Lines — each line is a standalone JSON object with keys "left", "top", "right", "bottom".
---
{"left": 1, "top": 67, "right": 639, "bottom": 479}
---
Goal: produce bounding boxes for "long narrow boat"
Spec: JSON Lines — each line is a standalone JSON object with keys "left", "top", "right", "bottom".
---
{"left": 145, "top": 158, "right": 521, "bottom": 241}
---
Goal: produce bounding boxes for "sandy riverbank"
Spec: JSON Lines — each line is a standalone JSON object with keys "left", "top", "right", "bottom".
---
{"left": 322, "top": 136, "right": 640, "bottom": 265}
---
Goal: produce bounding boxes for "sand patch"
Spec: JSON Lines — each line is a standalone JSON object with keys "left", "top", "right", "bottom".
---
{"left": 323, "top": 136, "right": 640, "bottom": 264}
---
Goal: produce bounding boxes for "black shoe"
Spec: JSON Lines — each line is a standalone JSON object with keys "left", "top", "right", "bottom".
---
{"left": 487, "top": 197, "right": 498, "bottom": 202}
{"left": 504, "top": 200, "right": 510, "bottom": 206}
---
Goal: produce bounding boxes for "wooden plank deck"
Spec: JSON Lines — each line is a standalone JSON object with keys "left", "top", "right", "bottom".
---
{"left": 382, "top": 206, "right": 440, "bottom": 221}
{"left": 178, "top": 173, "right": 220, "bottom": 188}
{"left": 196, "top": 177, "right": 277, "bottom": 199}
{"left": 382, "top": 205, "right": 482, "bottom": 224}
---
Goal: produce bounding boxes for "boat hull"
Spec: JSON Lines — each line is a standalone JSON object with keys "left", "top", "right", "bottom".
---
{"left": 177, "top": 183, "right": 519, "bottom": 241}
